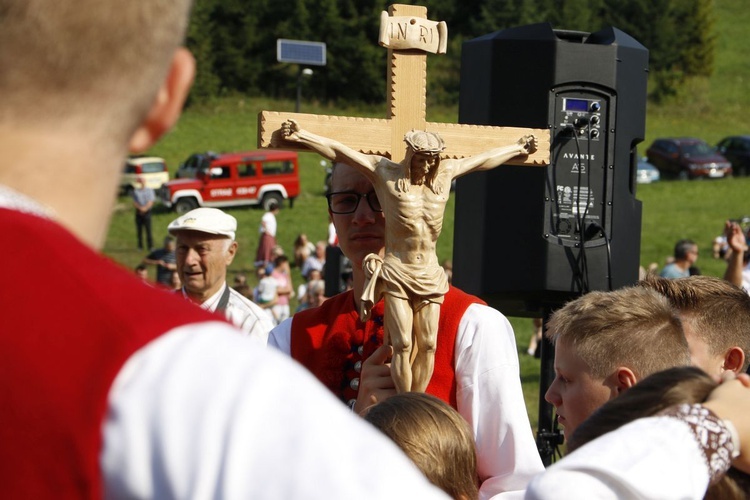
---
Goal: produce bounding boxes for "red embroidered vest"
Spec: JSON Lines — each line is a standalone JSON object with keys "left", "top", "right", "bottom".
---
{"left": 0, "top": 209, "right": 217, "bottom": 498}
{"left": 290, "top": 286, "right": 485, "bottom": 408}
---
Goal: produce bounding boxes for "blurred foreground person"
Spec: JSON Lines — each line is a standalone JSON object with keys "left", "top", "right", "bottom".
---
{"left": 0, "top": 1, "right": 450, "bottom": 498}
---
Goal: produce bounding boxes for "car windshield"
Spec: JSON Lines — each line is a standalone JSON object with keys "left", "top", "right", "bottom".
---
{"left": 141, "top": 162, "right": 165, "bottom": 173}
{"left": 681, "top": 142, "right": 715, "bottom": 157}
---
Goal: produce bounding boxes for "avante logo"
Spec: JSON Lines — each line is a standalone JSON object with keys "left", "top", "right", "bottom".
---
{"left": 563, "top": 153, "right": 596, "bottom": 160}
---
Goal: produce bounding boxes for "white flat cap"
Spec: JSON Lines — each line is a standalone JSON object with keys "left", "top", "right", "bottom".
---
{"left": 168, "top": 207, "right": 237, "bottom": 240}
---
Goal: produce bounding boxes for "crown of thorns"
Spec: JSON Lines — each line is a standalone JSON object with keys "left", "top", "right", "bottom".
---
{"left": 404, "top": 130, "right": 445, "bottom": 154}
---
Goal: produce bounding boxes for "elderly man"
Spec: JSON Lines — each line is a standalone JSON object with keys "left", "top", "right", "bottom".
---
{"left": 168, "top": 207, "right": 274, "bottom": 342}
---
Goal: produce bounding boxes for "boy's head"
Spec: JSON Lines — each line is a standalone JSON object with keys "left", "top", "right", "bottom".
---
{"left": 639, "top": 274, "right": 750, "bottom": 375}
{"left": 0, "top": 0, "right": 193, "bottom": 139}
{"left": 0, "top": 0, "right": 195, "bottom": 249}
{"left": 566, "top": 366, "right": 715, "bottom": 452}
{"left": 363, "top": 392, "right": 478, "bottom": 500}
{"left": 544, "top": 286, "right": 689, "bottom": 436}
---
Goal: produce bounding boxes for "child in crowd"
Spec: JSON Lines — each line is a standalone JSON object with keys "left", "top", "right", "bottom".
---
{"left": 254, "top": 266, "right": 278, "bottom": 323}
{"left": 363, "top": 392, "right": 479, "bottom": 500}
{"left": 544, "top": 286, "right": 691, "bottom": 438}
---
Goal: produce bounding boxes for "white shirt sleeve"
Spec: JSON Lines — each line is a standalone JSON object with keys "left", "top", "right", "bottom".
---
{"left": 268, "top": 317, "right": 293, "bottom": 354}
{"left": 525, "top": 416, "right": 710, "bottom": 500}
{"left": 101, "top": 321, "right": 447, "bottom": 499}
{"left": 454, "top": 304, "right": 545, "bottom": 500}
{"left": 224, "top": 287, "right": 274, "bottom": 343}
{"left": 271, "top": 306, "right": 545, "bottom": 499}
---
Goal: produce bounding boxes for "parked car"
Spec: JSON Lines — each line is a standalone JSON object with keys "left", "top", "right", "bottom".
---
{"left": 636, "top": 158, "right": 660, "bottom": 184}
{"left": 159, "top": 150, "right": 300, "bottom": 214}
{"left": 645, "top": 138, "right": 732, "bottom": 180}
{"left": 175, "top": 152, "right": 217, "bottom": 179}
{"left": 716, "top": 135, "right": 750, "bottom": 176}
{"left": 120, "top": 156, "right": 169, "bottom": 195}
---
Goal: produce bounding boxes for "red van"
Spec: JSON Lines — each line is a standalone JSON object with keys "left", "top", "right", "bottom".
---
{"left": 159, "top": 150, "right": 300, "bottom": 214}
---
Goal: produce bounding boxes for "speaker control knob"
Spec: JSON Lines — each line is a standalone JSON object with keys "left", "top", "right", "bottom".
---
{"left": 590, "top": 129, "right": 600, "bottom": 139}
{"left": 590, "top": 115, "right": 600, "bottom": 125}
{"left": 590, "top": 102, "right": 601, "bottom": 112}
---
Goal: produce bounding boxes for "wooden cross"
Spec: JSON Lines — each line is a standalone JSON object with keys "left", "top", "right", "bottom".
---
{"left": 257, "top": 4, "right": 549, "bottom": 165}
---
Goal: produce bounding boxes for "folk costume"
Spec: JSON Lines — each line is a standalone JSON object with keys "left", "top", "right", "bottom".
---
{"left": 527, "top": 404, "right": 739, "bottom": 499}
{"left": 0, "top": 188, "right": 449, "bottom": 499}
{"left": 270, "top": 286, "right": 546, "bottom": 499}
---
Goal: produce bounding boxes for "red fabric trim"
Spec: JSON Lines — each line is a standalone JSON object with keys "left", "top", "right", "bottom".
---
{"left": 0, "top": 209, "right": 218, "bottom": 498}
{"left": 291, "top": 286, "right": 484, "bottom": 408}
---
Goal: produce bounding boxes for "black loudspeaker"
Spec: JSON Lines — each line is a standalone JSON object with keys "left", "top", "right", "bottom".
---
{"left": 453, "top": 24, "right": 648, "bottom": 317}
{"left": 324, "top": 245, "right": 352, "bottom": 297}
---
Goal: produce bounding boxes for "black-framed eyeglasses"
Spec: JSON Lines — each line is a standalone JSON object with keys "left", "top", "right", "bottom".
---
{"left": 326, "top": 191, "right": 383, "bottom": 214}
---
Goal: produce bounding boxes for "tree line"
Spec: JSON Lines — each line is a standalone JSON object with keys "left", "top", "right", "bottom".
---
{"left": 186, "top": 0, "right": 715, "bottom": 106}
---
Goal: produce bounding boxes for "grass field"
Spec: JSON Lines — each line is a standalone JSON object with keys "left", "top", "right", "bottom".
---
{"left": 104, "top": 0, "right": 749, "bottom": 431}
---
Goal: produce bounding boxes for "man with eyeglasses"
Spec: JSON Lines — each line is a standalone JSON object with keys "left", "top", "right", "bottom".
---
{"left": 269, "top": 128, "right": 544, "bottom": 497}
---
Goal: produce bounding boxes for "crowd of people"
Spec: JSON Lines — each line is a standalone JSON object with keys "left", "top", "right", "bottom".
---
{"left": 5, "top": 1, "right": 750, "bottom": 498}
{"left": 129, "top": 181, "right": 750, "bottom": 499}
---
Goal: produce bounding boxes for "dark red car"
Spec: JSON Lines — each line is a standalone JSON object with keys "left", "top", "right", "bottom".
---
{"left": 646, "top": 138, "right": 732, "bottom": 180}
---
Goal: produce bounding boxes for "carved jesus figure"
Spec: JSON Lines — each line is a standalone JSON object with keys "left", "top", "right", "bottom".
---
{"left": 281, "top": 118, "right": 536, "bottom": 393}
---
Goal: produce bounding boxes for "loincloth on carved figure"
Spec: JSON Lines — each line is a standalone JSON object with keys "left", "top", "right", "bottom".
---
{"left": 360, "top": 253, "right": 448, "bottom": 321}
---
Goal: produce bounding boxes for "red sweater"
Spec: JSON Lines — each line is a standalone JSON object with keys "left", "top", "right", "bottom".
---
{"left": 290, "top": 286, "right": 484, "bottom": 407}
{"left": 0, "top": 209, "right": 216, "bottom": 498}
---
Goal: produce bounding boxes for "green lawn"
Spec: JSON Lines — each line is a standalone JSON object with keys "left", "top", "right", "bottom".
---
{"left": 104, "top": 0, "right": 749, "bottom": 433}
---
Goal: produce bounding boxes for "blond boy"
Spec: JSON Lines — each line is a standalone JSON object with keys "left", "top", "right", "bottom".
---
{"left": 545, "top": 286, "right": 690, "bottom": 436}
{"left": 640, "top": 274, "right": 750, "bottom": 376}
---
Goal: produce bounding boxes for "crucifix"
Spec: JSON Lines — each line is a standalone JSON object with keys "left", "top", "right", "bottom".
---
{"left": 258, "top": 4, "right": 549, "bottom": 395}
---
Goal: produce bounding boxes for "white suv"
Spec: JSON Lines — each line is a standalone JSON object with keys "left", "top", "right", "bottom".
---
{"left": 121, "top": 156, "right": 170, "bottom": 195}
